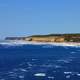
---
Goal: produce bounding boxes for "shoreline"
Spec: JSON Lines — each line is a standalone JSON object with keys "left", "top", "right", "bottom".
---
{"left": 0, "top": 40, "right": 80, "bottom": 47}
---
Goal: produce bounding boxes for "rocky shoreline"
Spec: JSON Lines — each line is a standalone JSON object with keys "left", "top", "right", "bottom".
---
{"left": 1, "top": 40, "right": 80, "bottom": 47}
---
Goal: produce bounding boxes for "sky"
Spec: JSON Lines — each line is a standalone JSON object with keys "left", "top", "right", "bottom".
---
{"left": 0, "top": 0, "right": 80, "bottom": 38}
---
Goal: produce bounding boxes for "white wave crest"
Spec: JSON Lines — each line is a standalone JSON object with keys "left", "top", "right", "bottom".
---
{"left": 0, "top": 40, "right": 80, "bottom": 47}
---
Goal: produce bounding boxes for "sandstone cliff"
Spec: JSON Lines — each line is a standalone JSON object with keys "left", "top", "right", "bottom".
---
{"left": 5, "top": 33, "right": 80, "bottom": 42}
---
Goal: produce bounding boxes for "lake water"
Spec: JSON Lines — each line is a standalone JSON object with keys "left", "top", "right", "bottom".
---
{"left": 0, "top": 44, "right": 80, "bottom": 80}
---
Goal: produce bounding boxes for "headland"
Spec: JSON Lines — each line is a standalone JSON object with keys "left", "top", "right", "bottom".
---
{"left": 5, "top": 33, "right": 80, "bottom": 43}
{"left": 2, "top": 33, "right": 80, "bottom": 47}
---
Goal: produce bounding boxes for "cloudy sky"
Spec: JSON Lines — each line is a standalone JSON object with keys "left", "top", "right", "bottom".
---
{"left": 0, "top": 0, "right": 80, "bottom": 38}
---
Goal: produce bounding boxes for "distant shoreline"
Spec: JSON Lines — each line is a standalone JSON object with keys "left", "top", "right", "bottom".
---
{"left": 0, "top": 40, "right": 80, "bottom": 47}
{"left": 5, "top": 33, "right": 80, "bottom": 43}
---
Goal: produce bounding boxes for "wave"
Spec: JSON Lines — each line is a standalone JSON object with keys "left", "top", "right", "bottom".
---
{"left": 0, "top": 40, "right": 80, "bottom": 47}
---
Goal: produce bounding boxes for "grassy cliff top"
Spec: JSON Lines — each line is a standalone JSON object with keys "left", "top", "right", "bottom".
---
{"left": 30, "top": 33, "right": 80, "bottom": 37}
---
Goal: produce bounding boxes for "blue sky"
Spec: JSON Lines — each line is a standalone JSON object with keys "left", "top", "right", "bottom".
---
{"left": 0, "top": 0, "right": 80, "bottom": 38}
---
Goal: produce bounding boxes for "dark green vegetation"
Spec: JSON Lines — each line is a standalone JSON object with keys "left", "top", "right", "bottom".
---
{"left": 31, "top": 33, "right": 80, "bottom": 37}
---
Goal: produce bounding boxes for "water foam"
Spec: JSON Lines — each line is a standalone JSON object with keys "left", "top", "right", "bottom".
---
{"left": 0, "top": 40, "right": 80, "bottom": 47}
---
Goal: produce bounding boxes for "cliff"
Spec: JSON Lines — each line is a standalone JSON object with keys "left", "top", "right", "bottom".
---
{"left": 5, "top": 33, "right": 80, "bottom": 42}
{"left": 27, "top": 36, "right": 65, "bottom": 42}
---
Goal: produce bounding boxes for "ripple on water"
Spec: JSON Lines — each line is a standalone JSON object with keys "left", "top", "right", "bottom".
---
{"left": 48, "top": 76, "right": 55, "bottom": 79}
{"left": 66, "top": 75, "right": 71, "bottom": 79}
{"left": 0, "top": 79, "right": 5, "bottom": 80}
{"left": 34, "top": 73, "right": 46, "bottom": 77}
{"left": 18, "top": 75, "right": 24, "bottom": 79}
{"left": 70, "top": 51, "right": 76, "bottom": 54}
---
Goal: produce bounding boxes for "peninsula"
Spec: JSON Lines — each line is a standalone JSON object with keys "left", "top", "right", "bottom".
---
{"left": 5, "top": 33, "right": 80, "bottom": 43}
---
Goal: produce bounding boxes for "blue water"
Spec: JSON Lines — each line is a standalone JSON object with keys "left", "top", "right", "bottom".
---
{"left": 0, "top": 44, "right": 80, "bottom": 80}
